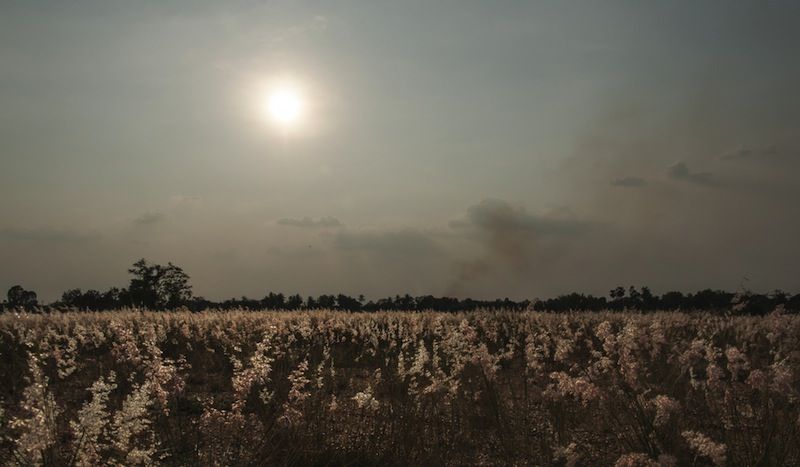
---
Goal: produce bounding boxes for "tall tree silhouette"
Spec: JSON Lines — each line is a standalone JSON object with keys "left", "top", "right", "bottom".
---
{"left": 6, "top": 285, "right": 38, "bottom": 309}
{"left": 127, "top": 259, "right": 192, "bottom": 309}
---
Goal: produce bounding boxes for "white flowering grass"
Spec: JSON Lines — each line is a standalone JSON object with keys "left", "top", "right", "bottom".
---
{"left": 0, "top": 310, "right": 797, "bottom": 465}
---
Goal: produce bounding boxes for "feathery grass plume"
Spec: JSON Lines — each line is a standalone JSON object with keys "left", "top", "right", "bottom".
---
{"left": 724, "top": 346, "right": 749, "bottom": 380}
{"left": 649, "top": 394, "right": 681, "bottom": 428}
{"left": 682, "top": 430, "right": 726, "bottom": 466}
{"left": 614, "top": 452, "right": 676, "bottom": 466}
{"left": 771, "top": 359, "right": 796, "bottom": 399}
{"left": 0, "top": 310, "right": 799, "bottom": 465}
{"left": 548, "top": 371, "right": 601, "bottom": 406}
{"left": 69, "top": 372, "right": 117, "bottom": 466}
{"left": 524, "top": 331, "right": 550, "bottom": 375}
{"left": 552, "top": 442, "right": 580, "bottom": 467}
{"left": 110, "top": 381, "right": 157, "bottom": 465}
{"left": 231, "top": 335, "right": 275, "bottom": 411}
{"left": 9, "top": 354, "right": 60, "bottom": 465}
{"left": 40, "top": 328, "right": 80, "bottom": 379}
{"left": 280, "top": 359, "right": 310, "bottom": 427}
{"left": 140, "top": 338, "right": 187, "bottom": 415}
{"left": 352, "top": 385, "right": 380, "bottom": 412}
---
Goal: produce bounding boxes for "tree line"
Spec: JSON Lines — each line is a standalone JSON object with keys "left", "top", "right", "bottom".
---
{"left": 2, "top": 259, "right": 799, "bottom": 315}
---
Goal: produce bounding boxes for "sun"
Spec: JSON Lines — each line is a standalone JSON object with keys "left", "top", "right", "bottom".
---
{"left": 265, "top": 85, "right": 305, "bottom": 128}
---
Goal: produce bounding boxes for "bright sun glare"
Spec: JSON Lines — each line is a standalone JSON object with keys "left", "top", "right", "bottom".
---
{"left": 265, "top": 86, "right": 304, "bottom": 128}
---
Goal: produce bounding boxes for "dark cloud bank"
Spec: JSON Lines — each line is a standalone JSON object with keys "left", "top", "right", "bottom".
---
{"left": 277, "top": 216, "right": 342, "bottom": 228}
{"left": 133, "top": 212, "right": 166, "bottom": 226}
{"left": 611, "top": 176, "right": 647, "bottom": 187}
{"left": 668, "top": 162, "right": 714, "bottom": 185}
{"left": 0, "top": 227, "right": 99, "bottom": 244}
{"left": 445, "top": 199, "right": 592, "bottom": 296}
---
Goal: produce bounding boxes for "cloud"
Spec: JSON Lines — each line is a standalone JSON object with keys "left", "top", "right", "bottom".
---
{"left": 169, "top": 194, "right": 202, "bottom": 207}
{"left": 333, "top": 229, "right": 441, "bottom": 257}
{"left": 720, "top": 145, "right": 796, "bottom": 164}
{"left": 269, "top": 15, "right": 329, "bottom": 44}
{"left": 452, "top": 198, "right": 589, "bottom": 236}
{"left": 447, "top": 199, "right": 590, "bottom": 294}
{"left": 0, "top": 227, "right": 99, "bottom": 244}
{"left": 133, "top": 212, "right": 166, "bottom": 226}
{"left": 668, "top": 162, "right": 713, "bottom": 185}
{"left": 265, "top": 244, "right": 324, "bottom": 260}
{"left": 611, "top": 176, "right": 647, "bottom": 187}
{"left": 277, "top": 216, "right": 342, "bottom": 228}
{"left": 721, "top": 145, "right": 776, "bottom": 161}
{"left": 721, "top": 147, "right": 758, "bottom": 161}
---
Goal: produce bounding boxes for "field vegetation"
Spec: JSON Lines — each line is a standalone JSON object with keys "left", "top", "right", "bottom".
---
{"left": 0, "top": 310, "right": 798, "bottom": 466}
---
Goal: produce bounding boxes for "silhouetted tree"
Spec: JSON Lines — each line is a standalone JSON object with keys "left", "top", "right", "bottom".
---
{"left": 126, "top": 259, "right": 192, "bottom": 309}
{"left": 688, "top": 289, "right": 733, "bottom": 310}
{"left": 660, "top": 291, "right": 685, "bottom": 310}
{"left": 21, "top": 263, "right": 800, "bottom": 315}
{"left": 533, "top": 293, "right": 606, "bottom": 311}
{"left": 286, "top": 294, "right": 303, "bottom": 310}
{"left": 640, "top": 286, "right": 656, "bottom": 310}
{"left": 61, "top": 289, "right": 84, "bottom": 307}
{"left": 158, "top": 263, "right": 192, "bottom": 308}
{"left": 103, "top": 288, "right": 123, "bottom": 308}
{"left": 317, "top": 295, "right": 336, "bottom": 309}
{"left": 337, "top": 294, "right": 362, "bottom": 311}
{"left": 262, "top": 292, "right": 286, "bottom": 309}
{"left": 625, "top": 286, "right": 641, "bottom": 309}
{"left": 127, "top": 259, "right": 160, "bottom": 308}
{"left": 397, "top": 294, "right": 416, "bottom": 310}
{"left": 609, "top": 286, "right": 626, "bottom": 309}
{"left": 788, "top": 294, "right": 800, "bottom": 312}
{"left": 7, "top": 285, "right": 38, "bottom": 309}
{"left": 610, "top": 286, "right": 626, "bottom": 300}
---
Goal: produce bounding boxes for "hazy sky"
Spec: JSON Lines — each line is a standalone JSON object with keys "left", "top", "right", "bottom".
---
{"left": 2, "top": 1, "right": 800, "bottom": 302}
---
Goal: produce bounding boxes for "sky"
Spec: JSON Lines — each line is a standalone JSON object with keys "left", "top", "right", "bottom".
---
{"left": 2, "top": 1, "right": 800, "bottom": 302}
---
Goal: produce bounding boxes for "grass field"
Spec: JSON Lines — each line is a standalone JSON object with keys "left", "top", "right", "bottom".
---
{"left": 1, "top": 310, "right": 798, "bottom": 466}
